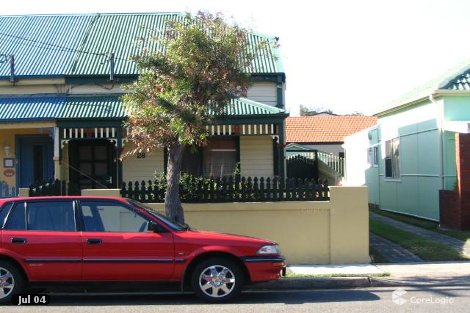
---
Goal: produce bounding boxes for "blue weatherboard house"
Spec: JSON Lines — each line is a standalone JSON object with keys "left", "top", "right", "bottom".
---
{"left": 0, "top": 13, "right": 288, "bottom": 196}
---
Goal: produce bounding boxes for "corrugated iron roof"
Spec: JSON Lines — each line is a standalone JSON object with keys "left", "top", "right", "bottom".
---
{"left": 0, "top": 15, "right": 92, "bottom": 77}
{"left": 60, "top": 95, "right": 126, "bottom": 119}
{"left": 0, "top": 95, "right": 66, "bottom": 121}
{"left": 0, "top": 95, "right": 284, "bottom": 122}
{"left": 223, "top": 97, "right": 285, "bottom": 115}
{"left": 0, "top": 13, "right": 283, "bottom": 79}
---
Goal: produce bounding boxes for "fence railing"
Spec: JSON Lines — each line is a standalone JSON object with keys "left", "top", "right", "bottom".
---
{"left": 317, "top": 151, "right": 344, "bottom": 176}
{"left": 121, "top": 176, "right": 329, "bottom": 203}
{"left": 29, "top": 179, "right": 80, "bottom": 197}
{"left": 29, "top": 176, "right": 330, "bottom": 203}
{"left": 286, "top": 150, "right": 344, "bottom": 177}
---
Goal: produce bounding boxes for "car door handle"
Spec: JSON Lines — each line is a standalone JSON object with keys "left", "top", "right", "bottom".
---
{"left": 86, "top": 238, "right": 102, "bottom": 245}
{"left": 11, "top": 237, "right": 27, "bottom": 244}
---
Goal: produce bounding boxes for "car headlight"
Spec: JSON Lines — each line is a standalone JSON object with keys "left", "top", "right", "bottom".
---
{"left": 256, "top": 244, "right": 280, "bottom": 255}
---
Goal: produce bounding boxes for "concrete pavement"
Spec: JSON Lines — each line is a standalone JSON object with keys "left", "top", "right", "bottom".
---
{"left": 248, "top": 261, "right": 470, "bottom": 291}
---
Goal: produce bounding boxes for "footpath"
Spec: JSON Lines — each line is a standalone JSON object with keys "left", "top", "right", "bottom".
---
{"left": 250, "top": 212, "right": 470, "bottom": 291}
{"left": 249, "top": 261, "right": 470, "bottom": 291}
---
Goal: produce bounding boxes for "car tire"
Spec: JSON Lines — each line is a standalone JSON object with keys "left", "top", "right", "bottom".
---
{"left": 0, "top": 261, "right": 26, "bottom": 305}
{"left": 190, "top": 257, "right": 244, "bottom": 303}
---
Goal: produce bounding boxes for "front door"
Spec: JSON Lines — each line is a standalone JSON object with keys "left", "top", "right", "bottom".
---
{"left": 69, "top": 140, "right": 117, "bottom": 189}
{"left": 17, "top": 136, "right": 54, "bottom": 188}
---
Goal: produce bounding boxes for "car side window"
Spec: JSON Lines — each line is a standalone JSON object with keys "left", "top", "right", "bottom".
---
{"left": 0, "top": 202, "right": 13, "bottom": 229}
{"left": 26, "top": 201, "right": 75, "bottom": 231}
{"left": 80, "top": 201, "right": 149, "bottom": 232}
{"left": 4, "top": 202, "right": 26, "bottom": 230}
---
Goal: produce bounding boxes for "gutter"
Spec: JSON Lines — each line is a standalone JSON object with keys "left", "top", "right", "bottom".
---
{"left": 376, "top": 89, "right": 470, "bottom": 118}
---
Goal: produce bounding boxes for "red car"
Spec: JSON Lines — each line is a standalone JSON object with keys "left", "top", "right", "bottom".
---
{"left": 0, "top": 196, "right": 285, "bottom": 303}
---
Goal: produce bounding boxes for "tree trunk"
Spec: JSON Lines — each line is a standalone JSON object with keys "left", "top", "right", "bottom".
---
{"left": 165, "top": 142, "right": 185, "bottom": 224}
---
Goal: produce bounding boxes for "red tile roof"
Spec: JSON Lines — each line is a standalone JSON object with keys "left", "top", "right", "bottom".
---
{"left": 286, "top": 115, "right": 377, "bottom": 143}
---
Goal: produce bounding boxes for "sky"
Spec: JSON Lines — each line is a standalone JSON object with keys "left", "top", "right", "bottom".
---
{"left": 3, "top": 0, "right": 470, "bottom": 116}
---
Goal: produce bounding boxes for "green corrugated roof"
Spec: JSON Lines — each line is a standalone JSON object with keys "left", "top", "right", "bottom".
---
{"left": 0, "top": 95, "right": 66, "bottom": 121}
{"left": 0, "top": 13, "right": 284, "bottom": 79}
{"left": 223, "top": 98, "right": 286, "bottom": 115}
{"left": 0, "top": 95, "right": 285, "bottom": 123}
{"left": 0, "top": 15, "right": 93, "bottom": 77}
{"left": 59, "top": 95, "right": 126, "bottom": 119}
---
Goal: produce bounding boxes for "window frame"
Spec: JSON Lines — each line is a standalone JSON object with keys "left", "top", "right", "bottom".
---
{"left": 384, "top": 138, "right": 400, "bottom": 180}
{"left": 180, "top": 137, "right": 240, "bottom": 178}
{"left": 202, "top": 138, "right": 238, "bottom": 178}
{"left": 368, "top": 145, "right": 379, "bottom": 167}
{"left": 77, "top": 199, "right": 152, "bottom": 233}
{"left": 3, "top": 199, "right": 77, "bottom": 232}
{"left": 0, "top": 202, "right": 14, "bottom": 229}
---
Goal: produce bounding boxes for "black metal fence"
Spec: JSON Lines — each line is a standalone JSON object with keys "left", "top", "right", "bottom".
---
{"left": 29, "top": 179, "right": 80, "bottom": 197}
{"left": 121, "top": 176, "right": 329, "bottom": 203}
{"left": 286, "top": 155, "right": 319, "bottom": 181}
{"left": 29, "top": 176, "right": 330, "bottom": 203}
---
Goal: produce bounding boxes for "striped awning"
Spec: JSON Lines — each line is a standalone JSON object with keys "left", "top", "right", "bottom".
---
{"left": 0, "top": 95, "right": 286, "bottom": 123}
{"left": 0, "top": 95, "right": 66, "bottom": 122}
{"left": 59, "top": 95, "right": 125, "bottom": 119}
{"left": 0, "top": 95, "right": 125, "bottom": 123}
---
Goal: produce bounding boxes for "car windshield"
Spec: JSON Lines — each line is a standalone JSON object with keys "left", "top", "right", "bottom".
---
{"left": 127, "top": 199, "right": 188, "bottom": 231}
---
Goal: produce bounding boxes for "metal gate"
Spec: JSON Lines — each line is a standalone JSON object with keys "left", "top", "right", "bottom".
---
{"left": 286, "top": 155, "right": 319, "bottom": 181}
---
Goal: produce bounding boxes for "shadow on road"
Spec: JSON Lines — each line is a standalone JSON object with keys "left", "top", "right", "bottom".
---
{"left": 43, "top": 289, "right": 381, "bottom": 306}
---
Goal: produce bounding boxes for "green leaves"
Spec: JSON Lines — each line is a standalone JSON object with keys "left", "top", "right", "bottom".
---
{"left": 123, "top": 11, "right": 257, "bottom": 153}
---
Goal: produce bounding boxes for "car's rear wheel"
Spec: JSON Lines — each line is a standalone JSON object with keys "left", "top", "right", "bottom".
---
{"left": 190, "top": 257, "right": 244, "bottom": 302}
{"left": 0, "top": 261, "right": 25, "bottom": 304}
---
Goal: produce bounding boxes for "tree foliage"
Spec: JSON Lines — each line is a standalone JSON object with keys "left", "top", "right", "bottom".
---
{"left": 299, "top": 105, "right": 335, "bottom": 116}
{"left": 122, "top": 12, "right": 262, "bottom": 223}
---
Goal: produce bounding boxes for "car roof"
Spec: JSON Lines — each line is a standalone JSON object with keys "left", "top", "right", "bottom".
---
{"left": 0, "top": 196, "right": 128, "bottom": 205}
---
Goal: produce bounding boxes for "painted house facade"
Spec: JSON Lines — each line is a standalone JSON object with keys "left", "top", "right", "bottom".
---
{"left": 345, "top": 60, "right": 470, "bottom": 228}
{"left": 0, "top": 13, "right": 288, "bottom": 196}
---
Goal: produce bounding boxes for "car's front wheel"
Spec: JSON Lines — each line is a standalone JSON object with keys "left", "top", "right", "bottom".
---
{"left": 190, "top": 257, "right": 244, "bottom": 302}
{"left": 0, "top": 261, "right": 25, "bottom": 304}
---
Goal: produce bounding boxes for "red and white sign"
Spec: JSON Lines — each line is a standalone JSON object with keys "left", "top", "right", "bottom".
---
{"left": 3, "top": 169, "right": 15, "bottom": 177}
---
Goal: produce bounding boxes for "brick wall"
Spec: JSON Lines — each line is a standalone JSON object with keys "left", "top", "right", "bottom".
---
{"left": 440, "top": 133, "right": 470, "bottom": 229}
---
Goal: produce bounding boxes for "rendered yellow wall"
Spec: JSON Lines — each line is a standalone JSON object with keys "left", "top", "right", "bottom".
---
{"left": 81, "top": 189, "right": 121, "bottom": 197}
{"left": 145, "top": 187, "right": 369, "bottom": 264}
{"left": 23, "top": 182, "right": 368, "bottom": 264}
{"left": 240, "top": 136, "right": 274, "bottom": 178}
{"left": 329, "top": 186, "right": 369, "bottom": 263}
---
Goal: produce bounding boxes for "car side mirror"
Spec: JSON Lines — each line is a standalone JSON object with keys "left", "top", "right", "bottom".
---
{"left": 148, "top": 220, "right": 168, "bottom": 233}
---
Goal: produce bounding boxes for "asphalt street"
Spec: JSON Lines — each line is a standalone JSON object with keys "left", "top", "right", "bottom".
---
{"left": 6, "top": 286, "right": 469, "bottom": 313}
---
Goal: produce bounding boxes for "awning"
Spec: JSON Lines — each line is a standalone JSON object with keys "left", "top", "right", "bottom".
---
{"left": 59, "top": 95, "right": 126, "bottom": 120}
{"left": 0, "top": 95, "right": 66, "bottom": 122}
{"left": 0, "top": 94, "right": 125, "bottom": 123}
